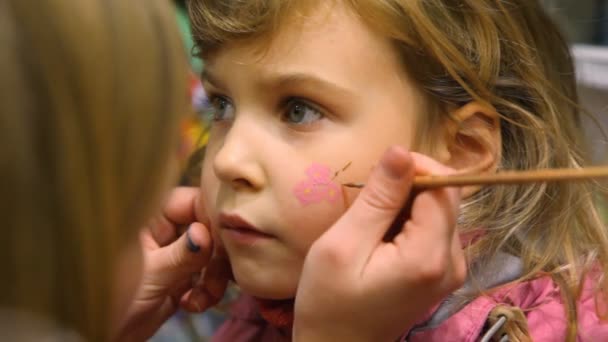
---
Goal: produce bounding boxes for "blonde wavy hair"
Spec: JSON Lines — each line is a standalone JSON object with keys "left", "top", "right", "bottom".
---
{"left": 190, "top": 0, "right": 608, "bottom": 339}
{"left": 0, "top": 0, "right": 187, "bottom": 340}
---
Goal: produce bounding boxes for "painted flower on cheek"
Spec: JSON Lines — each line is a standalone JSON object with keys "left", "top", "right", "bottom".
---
{"left": 306, "top": 163, "right": 332, "bottom": 183}
{"left": 294, "top": 164, "right": 343, "bottom": 206}
{"left": 294, "top": 179, "right": 328, "bottom": 205}
{"left": 325, "top": 182, "right": 341, "bottom": 203}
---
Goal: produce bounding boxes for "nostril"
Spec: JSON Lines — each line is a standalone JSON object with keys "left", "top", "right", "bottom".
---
{"left": 232, "top": 178, "right": 254, "bottom": 189}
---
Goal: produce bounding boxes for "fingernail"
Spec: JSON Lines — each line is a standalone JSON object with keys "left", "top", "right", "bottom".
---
{"left": 381, "top": 146, "right": 410, "bottom": 179}
{"left": 186, "top": 227, "right": 200, "bottom": 253}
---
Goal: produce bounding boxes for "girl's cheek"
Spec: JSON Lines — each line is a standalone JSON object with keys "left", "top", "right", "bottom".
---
{"left": 292, "top": 163, "right": 345, "bottom": 207}
{"left": 284, "top": 163, "right": 354, "bottom": 253}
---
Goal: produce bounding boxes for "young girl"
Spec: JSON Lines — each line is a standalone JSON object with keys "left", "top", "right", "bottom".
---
{"left": 189, "top": 0, "right": 608, "bottom": 341}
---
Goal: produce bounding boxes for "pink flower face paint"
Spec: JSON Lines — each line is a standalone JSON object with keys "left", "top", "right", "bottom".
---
{"left": 294, "top": 163, "right": 343, "bottom": 205}
{"left": 306, "top": 163, "right": 332, "bottom": 183}
{"left": 293, "top": 179, "right": 327, "bottom": 205}
{"left": 325, "top": 182, "right": 341, "bottom": 202}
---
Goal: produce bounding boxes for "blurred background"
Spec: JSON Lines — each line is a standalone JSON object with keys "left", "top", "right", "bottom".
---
{"left": 158, "top": 1, "right": 608, "bottom": 341}
{"left": 542, "top": 0, "right": 608, "bottom": 164}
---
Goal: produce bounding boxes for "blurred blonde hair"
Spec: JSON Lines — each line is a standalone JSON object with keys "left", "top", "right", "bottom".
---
{"left": 0, "top": 0, "right": 187, "bottom": 340}
{"left": 189, "top": 0, "right": 608, "bottom": 339}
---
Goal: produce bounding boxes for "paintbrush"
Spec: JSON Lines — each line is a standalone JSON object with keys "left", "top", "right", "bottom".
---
{"left": 342, "top": 165, "right": 608, "bottom": 190}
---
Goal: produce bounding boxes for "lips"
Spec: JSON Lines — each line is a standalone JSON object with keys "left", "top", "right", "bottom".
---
{"left": 218, "top": 213, "right": 274, "bottom": 238}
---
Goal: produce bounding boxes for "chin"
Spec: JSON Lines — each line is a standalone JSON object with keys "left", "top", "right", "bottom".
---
{"left": 232, "top": 262, "right": 298, "bottom": 300}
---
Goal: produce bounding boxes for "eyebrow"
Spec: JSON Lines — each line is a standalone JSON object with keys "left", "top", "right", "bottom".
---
{"left": 201, "top": 69, "right": 226, "bottom": 89}
{"left": 271, "top": 73, "right": 353, "bottom": 97}
{"left": 202, "top": 68, "right": 353, "bottom": 98}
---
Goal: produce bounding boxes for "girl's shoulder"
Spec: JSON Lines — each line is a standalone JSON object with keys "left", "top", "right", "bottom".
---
{"left": 407, "top": 273, "right": 608, "bottom": 341}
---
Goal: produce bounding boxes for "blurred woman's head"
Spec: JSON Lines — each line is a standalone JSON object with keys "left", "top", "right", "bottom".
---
{"left": 0, "top": 0, "right": 187, "bottom": 339}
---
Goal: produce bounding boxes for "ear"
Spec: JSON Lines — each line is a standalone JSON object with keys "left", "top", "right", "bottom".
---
{"left": 436, "top": 102, "right": 501, "bottom": 198}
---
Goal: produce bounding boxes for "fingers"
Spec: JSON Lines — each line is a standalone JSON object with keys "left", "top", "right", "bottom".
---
{"left": 325, "top": 146, "right": 415, "bottom": 266}
{"left": 148, "top": 216, "right": 178, "bottom": 248}
{"left": 150, "top": 222, "right": 213, "bottom": 282}
{"left": 393, "top": 153, "right": 464, "bottom": 289}
{"left": 407, "top": 153, "right": 461, "bottom": 245}
{"left": 149, "top": 187, "right": 200, "bottom": 247}
{"left": 408, "top": 188, "right": 460, "bottom": 247}
{"left": 409, "top": 152, "right": 457, "bottom": 176}
{"left": 162, "top": 187, "right": 199, "bottom": 224}
{"left": 201, "top": 251, "right": 231, "bottom": 299}
{"left": 181, "top": 252, "right": 231, "bottom": 312}
{"left": 448, "top": 226, "right": 467, "bottom": 289}
{"left": 118, "top": 223, "right": 213, "bottom": 341}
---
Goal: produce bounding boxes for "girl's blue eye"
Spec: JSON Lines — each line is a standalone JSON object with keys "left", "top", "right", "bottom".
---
{"left": 207, "top": 95, "right": 235, "bottom": 121}
{"left": 284, "top": 99, "right": 323, "bottom": 125}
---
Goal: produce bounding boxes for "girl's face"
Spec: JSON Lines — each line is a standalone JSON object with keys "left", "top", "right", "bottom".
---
{"left": 201, "top": 3, "right": 425, "bottom": 299}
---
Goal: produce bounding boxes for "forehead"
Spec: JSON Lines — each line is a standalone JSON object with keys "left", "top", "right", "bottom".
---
{"left": 204, "top": 2, "right": 404, "bottom": 87}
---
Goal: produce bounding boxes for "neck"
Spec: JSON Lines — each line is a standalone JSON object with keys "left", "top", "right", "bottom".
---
{"left": 255, "top": 297, "right": 295, "bottom": 332}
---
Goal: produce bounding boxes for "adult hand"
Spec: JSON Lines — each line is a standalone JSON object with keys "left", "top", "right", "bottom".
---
{"left": 293, "top": 147, "right": 466, "bottom": 342}
{"left": 116, "top": 187, "right": 231, "bottom": 341}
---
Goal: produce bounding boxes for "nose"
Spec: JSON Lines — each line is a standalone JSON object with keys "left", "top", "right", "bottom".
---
{"left": 212, "top": 117, "right": 266, "bottom": 191}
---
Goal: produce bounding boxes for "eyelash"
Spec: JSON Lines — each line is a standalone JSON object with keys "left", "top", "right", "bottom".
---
{"left": 204, "top": 93, "right": 234, "bottom": 122}
{"left": 203, "top": 92, "right": 326, "bottom": 128}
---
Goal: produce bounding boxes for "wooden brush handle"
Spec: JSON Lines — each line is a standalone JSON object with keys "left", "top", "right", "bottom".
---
{"left": 342, "top": 166, "right": 608, "bottom": 190}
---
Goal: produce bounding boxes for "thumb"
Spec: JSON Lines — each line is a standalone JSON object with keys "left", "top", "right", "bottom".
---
{"left": 181, "top": 251, "right": 231, "bottom": 312}
{"left": 330, "top": 146, "right": 414, "bottom": 264}
{"left": 151, "top": 222, "right": 213, "bottom": 283}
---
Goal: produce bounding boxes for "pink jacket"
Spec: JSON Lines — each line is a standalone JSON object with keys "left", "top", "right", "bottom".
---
{"left": 407, "top": 273, "right": 608, "bottom": 341}
{"left": 212, "top": 269, "right": 608, "bottom": 341}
